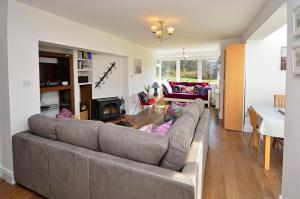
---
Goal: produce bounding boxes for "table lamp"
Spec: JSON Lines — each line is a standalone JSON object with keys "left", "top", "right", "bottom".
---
{"left": 152, "top": 82, "right": 160, "bottom": 97}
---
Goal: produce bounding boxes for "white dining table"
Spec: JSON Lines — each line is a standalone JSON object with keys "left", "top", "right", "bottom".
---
{"left": 250, "top": 105, "right": 285, "bottom": 170}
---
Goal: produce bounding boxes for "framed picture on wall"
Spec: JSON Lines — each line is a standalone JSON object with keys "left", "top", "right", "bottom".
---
{"left": 281, "top": 47, "right": 287, "bottom": 70}
{"left": 134, "top": 58, "right": 142, "bottom": 74}
{"left": 292, "top": 44, "right": 300, "bottom": 74}
{"left": 293, "top": 5, "right": 300, "bottom": 37}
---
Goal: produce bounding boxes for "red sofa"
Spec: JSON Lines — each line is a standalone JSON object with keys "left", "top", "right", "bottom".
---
{"left": 162, "top": 81, "right": 211, "bottom": 104}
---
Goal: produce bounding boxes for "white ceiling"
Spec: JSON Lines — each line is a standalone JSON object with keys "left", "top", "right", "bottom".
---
{"left": 18, "top": 0, "right": 269, "bottom": 52}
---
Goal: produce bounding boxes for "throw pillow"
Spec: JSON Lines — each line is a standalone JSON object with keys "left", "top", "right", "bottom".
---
{"left": 140, "top": 121, "right": 173, "bottom": 136}
{"left": 181, "top": 85, "right": 188, "bottom": 93}
{"left": 56, "top": 108, "right": 74, "bottom": 119}
{"left": 173, "top": 85, "right": 182, "bottom": 93}
{"left": 138, "top": 91, "right": 149, "bottom": 103}
{"left": 152, "top": 121, "right": 173, "bottom": 135}
{"left": 163, "top": 82, "right": 173, "bottom": 94}
{"left": 165, "top": 102, "right": 183, "bottom": 122}
{"left": 139, "top": 124, "right": 154, "bottom": 133}
{"left": 194, "top": 85, "right": 203, "bottom": 94}
{"left": 186, "top": 86, "right": 195, "bottom": 94}
{"left": 200, "top": 85, "right": 211, "bottom": 96}
{"left": 175, "top": 102, "right": 192, "bottom": 107}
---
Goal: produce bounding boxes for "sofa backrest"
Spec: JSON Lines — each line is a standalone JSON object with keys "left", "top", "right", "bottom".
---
{"left": 56, "top": 119, "right": 103, "bottom": 151}
{"left": 181, "top": 99, "right": 205, "bottom": 124}
{"left": 160, "top": 99, "right": 205, "bottom": 171}
{"left": 28, "top": 115, "right": 103, "bottom": 151}
{"left": 99, "top": 123, "right": 169, "bottom": 166}
{"left": 169, "top": 81, "right": 209, "bottom": 88}
{"left": 28, "top": 114, "right": 59, "bottom": 140}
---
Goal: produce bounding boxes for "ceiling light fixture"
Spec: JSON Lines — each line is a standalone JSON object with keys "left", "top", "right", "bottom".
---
{"left": 178, "top": 48, "right": 188, "bottom": 60}
{"left": 149, "top": 20, "right": 175, "bottom": 41}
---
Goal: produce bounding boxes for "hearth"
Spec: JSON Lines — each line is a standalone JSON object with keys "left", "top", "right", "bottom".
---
{"left": 91, "top": 97, "right": 121, "bottom": 121}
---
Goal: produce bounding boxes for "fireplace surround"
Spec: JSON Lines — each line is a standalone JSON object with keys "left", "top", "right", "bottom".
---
{"left": 91, "top": 97, "right": 121, "bottom": 121}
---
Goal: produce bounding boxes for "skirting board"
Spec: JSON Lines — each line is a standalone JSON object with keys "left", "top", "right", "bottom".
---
{"left": 0, "top": 165, "right": 15, "bottom": 184}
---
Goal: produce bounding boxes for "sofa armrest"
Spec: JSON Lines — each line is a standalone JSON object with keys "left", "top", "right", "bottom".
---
{"left": 89, "top": 152, "right": 196, "bottom": 199}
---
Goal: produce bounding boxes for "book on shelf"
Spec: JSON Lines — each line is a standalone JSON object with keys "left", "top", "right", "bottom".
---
{"left": 78, "top": 60, "right": 91, "bottom": 70}
{"left": 78, "top": 51, "right": 92, "bottom": 60}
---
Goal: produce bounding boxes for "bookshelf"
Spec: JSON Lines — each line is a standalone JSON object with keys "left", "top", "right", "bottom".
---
{"left": 77, "top": 51, "right": 93, "bottom": 85}
{"left": 77, "top": 50, "right": 93, "bottom": 119}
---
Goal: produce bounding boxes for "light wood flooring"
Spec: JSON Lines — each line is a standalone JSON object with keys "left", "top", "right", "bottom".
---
{"left": 0, "top": 108, "right": 282, "bottom": 199}
{"left": 204, "top": 109, "right": 282, "bottom": 199}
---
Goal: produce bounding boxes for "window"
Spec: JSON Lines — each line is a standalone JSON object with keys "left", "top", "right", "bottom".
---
{"left": 161, "top": 60, "right": 176, "bottom": 81}
{"left": 202, "top": 59, "right": 219, "bottom": 83}
{"left": 156, "top": 66, "right": 160, "bottom": 81}
{"left": 157, "top": 58, "right": 219, "bottom": 84}
{"left": 180, "top": 60, "right": 198, "bottom": 82}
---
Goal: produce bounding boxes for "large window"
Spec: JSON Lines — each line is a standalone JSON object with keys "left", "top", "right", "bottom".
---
{"left": 161, "top": 60, "right": 176, "bottom": 81}
{"left": 202, "top": 59, "right": 219, "bottom": 83}
{"left": 158, "top": 58, "right": 219, "bottom": 84}
{"left": 180, "top": 60, "right": 198, "bottom": 82}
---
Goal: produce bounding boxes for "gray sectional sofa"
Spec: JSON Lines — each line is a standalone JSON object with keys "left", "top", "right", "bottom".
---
{"left": 12, "top": 99, "right": 210, "bottom": 199}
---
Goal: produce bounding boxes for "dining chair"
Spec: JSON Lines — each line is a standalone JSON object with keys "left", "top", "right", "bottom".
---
{"left": 274, "top": 94, "right": 285, "bottom": 108}
{"left": 248, "top": 107, "right": 261, "bottom": 161}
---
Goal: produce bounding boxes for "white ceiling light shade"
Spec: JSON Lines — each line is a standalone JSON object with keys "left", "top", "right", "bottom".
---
{"left": 150, "top": 26, "right": 158, "bottom": 33}
{"left": 167, "top": 27, "right": 175, "bottom": 35}
{"left": 149, "top": 20, "right": 175, "bottom": 41}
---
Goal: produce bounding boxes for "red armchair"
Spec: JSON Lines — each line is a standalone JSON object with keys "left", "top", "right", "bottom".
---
{"left": 137, "top": 92, "right": 156, "bottom": 116}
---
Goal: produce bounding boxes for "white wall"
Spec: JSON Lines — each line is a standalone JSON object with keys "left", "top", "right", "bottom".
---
{"left": 0, "top": 0, "right": 14, "bottom": 183}
{"left": 243, "top": 0, "right": 286, "bottom": 41}
{"left": 92, "top": 53, "right": 127, "bottom": 99}
{"left": 2, "top": 0, "right": 157, "bottom": 178}
{"left": 244, "top": 25, "right": 287, "bottom": 132}
{"left": 282, "top": 0, "right": 300, "bottom": 198}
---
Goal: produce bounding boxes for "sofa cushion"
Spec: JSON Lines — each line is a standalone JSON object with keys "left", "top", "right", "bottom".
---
{"left": 192, "top": 98, "right": 205, "bottom": 111}
{"left": 181, "top": 99, "right": 205, "bottom": 124}
{"left": 99, "top": 123, "right": 169, "bottom": 166}
{"left": 28, "top": 114, "right": 59, "bottom": 140}
{"left": 56, "top": 119, "right": 103, "bottom": 151}
{"left": 160, "top": 114, "right": 197, "bottom": 171}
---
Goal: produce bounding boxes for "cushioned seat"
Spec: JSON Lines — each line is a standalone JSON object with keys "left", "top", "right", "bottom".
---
{"left": 99, "top": 123, "right": 169, "bottom": 165}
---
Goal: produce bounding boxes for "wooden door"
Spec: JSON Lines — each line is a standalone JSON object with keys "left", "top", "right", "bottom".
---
{"left": 224, "top": 44, "right": 245, "bottom": 131}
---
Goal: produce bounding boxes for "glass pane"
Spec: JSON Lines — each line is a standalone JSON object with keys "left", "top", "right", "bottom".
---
{"left": 180, "top": 60, "right": 198, "bottom": 82}
{"left": 202, "top": 59, "right": 219, "bottom": 84}
{"left": 156, "top": 66, "right": 160, "bottom": 81}
{"left": 161, "top": 61, "right": 176, "bottom": 81}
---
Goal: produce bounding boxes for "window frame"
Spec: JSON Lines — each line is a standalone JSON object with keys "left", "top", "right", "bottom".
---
{"left": 157, "top": 56, "right": 219, "bottom": 84}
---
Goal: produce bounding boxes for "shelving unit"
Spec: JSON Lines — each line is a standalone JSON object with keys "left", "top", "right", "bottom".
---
{"left": 77, "top": 51, "right": 93, "bottom": 85}
{"left": 40, "top": 85, "right": 71, "bottom": 92}
{"left": 78, "top": 82, "right": 93, "bottom": 86}
{"left": 77, "top": 50, "right": 93, "bottom": 119}
{"left": 39, "top": 51, "right": 75, "bottom": 114}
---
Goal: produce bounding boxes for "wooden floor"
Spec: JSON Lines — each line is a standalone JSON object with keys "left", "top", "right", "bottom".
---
{"left": 204, "top": 109, "right": 283, "bottom": 199}
{"left": 0, "top": 108, "right": 282, "bottom": 199}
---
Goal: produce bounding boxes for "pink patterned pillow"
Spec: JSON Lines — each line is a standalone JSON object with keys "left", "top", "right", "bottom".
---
{"left": 152, "top": 121, "right": 173, "bottom": 135}
{"left": 139, "top": 124, "right": 154, "bottom": 133}
{"left": 175, "top": 102, "right": 191, "bottom": 107}
{"left": 56, "top": 108, "right": 74, "bottom": 119}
